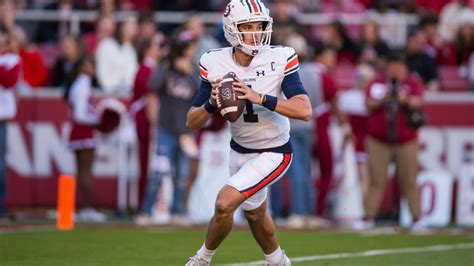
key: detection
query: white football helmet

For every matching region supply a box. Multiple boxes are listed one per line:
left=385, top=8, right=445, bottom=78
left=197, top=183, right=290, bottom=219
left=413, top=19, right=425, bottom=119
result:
left=223, top=0, right=273, bottom=56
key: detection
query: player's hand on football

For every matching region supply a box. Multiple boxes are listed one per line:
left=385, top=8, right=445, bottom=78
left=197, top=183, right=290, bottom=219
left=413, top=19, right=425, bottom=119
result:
left=232, top=76, right=260, bottom=104
left=210, top=78, right=222, bottom=107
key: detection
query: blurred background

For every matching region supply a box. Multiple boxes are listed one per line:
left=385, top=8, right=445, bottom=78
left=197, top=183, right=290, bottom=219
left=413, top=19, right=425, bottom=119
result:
left=0, top=0, right=473, bottom=231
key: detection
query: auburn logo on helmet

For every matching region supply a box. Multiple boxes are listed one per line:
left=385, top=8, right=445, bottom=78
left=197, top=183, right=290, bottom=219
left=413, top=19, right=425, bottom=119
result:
left=224, top=4, right=232, bottom=17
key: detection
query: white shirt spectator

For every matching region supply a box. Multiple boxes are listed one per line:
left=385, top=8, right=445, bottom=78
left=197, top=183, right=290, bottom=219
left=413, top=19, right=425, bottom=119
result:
left=95, top=37, right=138, bottom=95
left=68, top=74, right=99, bottom=125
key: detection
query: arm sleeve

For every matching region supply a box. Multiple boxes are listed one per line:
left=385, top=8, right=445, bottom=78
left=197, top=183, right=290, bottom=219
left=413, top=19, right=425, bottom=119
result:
left=192, top=80, right=212, bottom=107
left=281, top=71, right=307, bottom=99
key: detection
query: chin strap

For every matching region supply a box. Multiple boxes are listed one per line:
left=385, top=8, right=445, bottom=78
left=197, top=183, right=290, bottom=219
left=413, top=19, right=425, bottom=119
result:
left=237, top=45, right=259, bottom=56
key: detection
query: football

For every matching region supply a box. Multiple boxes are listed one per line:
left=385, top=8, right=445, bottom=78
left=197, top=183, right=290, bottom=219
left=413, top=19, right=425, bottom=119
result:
left=216, top=72, right=245, bottom=122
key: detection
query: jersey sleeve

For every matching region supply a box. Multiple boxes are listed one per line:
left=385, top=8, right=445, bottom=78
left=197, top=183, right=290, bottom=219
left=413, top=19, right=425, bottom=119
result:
left=191, top=80, right=212, bottom=107
left=198, top=53, right=210, bottom=82
left=281, top=71, right=307, bottom=99
left=283, top=47, right=300, bottom=76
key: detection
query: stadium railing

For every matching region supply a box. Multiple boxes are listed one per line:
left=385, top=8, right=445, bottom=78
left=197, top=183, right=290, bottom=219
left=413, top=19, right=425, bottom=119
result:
left=15, top=10, right=419, bottom=36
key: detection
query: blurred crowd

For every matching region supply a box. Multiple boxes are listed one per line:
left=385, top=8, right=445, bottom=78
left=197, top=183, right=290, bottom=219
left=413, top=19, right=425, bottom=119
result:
left=0, top=0, right=472, bottom=92
left=0, top=0, right=473, bottom=226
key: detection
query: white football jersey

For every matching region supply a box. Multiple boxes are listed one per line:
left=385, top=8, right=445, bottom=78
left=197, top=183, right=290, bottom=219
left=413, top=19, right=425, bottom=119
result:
left=199, top=46, right=300, bottom=150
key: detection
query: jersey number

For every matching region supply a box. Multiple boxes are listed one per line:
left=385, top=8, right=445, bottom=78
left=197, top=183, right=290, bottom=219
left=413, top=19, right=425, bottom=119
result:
left=243, top=85, right=259, bottom=123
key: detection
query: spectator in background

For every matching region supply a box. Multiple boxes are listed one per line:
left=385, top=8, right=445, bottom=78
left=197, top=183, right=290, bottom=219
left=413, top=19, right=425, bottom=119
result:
left=181, top=112, right=227, bottom=217
left=64, top=57, right=106, bottom=222
left=415, top=0, right=450, bottom=14
left=152, top=0, right=210, bottom=11
left=362, top=51, right=425, bottom=231
left=318, top=0, right=366, bottom=39
left=11, top=27, right=47, bottom=88
left=321, top=21, right=356, bottom=64
left=338, top=64, right=375, bottom=203
left=270, top=0, right=300, bottom=46
left=130, top=35, right=161, bottom=211
left=96, top=0, right=117, bottom=16
left=319, top=0, right=366, bottom=14
left=53, top=35, right=85, bottom=88
left=184, top=13, right=221, bottom=65
left=419, top=13, right=453, bottom=65
left=469, top=53, right=474, bottom=91
left=374, top=0, right=417, bottom=13
left=282, top=33, right=317, bottom=228
left=136, top=12, right=158, bottom=44
left=311, top=42, right=352, bottom=220
left=356, top=21, right=389, bottom=65
left=0, top=24, right=20, bottom=220
left=405, top=29, right=440, bottom=91
left=269, top=33, right=315, bottom=223
left=84, top=14, right=117, bottom=56
left=136, top=29, right=199, bottom=225
left=122, top=0, right=152, bottom=11
left=0, top=0, right=38, bottom=43
left=438, top=0, right=469, bottom=43
left=453, top=9, right=474, bottom=67
left=36, top=0, right=81, bottom=43
left=95, top=15, right=138, bottom=94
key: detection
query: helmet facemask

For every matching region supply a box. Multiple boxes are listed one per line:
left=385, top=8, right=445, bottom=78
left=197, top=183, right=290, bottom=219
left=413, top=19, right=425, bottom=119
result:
left=233, top=20, right=272, bottom=56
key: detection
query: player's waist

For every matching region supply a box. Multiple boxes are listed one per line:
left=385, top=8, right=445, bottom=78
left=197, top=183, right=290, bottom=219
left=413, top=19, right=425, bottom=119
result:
left=230, top=138, right=292, bottom=154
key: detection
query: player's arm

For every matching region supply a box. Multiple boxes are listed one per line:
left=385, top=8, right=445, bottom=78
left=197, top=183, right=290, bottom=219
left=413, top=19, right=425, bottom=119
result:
left=186, top=80, right=221, bottom=131
left=272, top=94, right=312, bottom=121
left=233, top=73, right=312, bottom=121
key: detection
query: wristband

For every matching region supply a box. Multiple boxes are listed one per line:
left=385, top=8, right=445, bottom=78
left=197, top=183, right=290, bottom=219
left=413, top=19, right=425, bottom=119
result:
left=258, top=94, right=265, bottom=105
left=204, top=99, right=217, bottom=113
left=262, top=95, right=277, bottom=111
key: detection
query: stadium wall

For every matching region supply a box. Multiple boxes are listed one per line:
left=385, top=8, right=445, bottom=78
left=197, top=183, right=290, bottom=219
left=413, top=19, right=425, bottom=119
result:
left=4, top=92, right=474, bottom=220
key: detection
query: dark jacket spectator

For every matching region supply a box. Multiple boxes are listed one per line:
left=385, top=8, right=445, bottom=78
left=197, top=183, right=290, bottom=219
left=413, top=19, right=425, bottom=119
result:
left=52, top=35, right=85, bottom=87
left=321, top=21, right=356, bottom=64
left=356, top=21, right=389, bottom=62
left=405, top=29, right=440, bottom=91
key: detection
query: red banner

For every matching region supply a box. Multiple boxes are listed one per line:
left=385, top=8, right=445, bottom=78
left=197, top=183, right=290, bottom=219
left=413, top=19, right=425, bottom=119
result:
left=5, top=93, right=474, bottom=209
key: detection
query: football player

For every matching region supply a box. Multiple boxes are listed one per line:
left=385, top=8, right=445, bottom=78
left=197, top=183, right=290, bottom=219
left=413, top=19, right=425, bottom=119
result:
left=185, top=0, right=311, bottom=265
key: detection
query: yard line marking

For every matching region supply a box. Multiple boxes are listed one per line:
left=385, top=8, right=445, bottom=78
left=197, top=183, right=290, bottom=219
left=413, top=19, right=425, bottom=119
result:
left=222, top=242, right=474, bottom=266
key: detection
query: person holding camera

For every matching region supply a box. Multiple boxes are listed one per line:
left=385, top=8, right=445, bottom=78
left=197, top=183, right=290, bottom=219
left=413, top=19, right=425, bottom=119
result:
left=361, top=51, right=426, bottom=231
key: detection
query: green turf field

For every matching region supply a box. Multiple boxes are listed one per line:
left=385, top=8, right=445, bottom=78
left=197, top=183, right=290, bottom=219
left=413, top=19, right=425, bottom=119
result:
left=0, top=226, right=473, bottom=265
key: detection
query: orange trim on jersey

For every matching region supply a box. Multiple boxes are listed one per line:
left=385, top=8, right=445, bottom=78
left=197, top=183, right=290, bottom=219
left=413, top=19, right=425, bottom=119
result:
left=241, top=153, right=292, bottom=198
left=199, top=68, right=208, bottom=78
left=284, top=56, right=299, bottom=71
left=250, top=0, right=260, bottom=13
